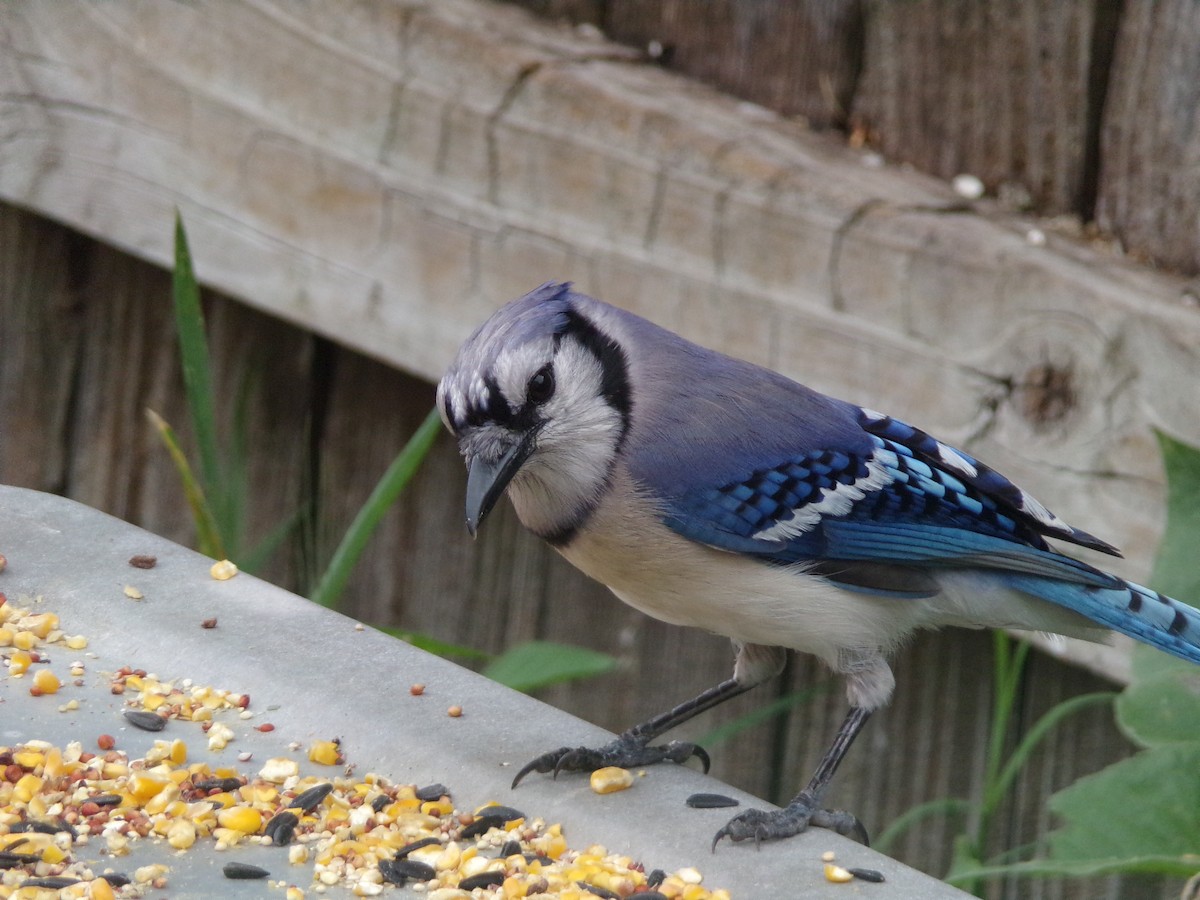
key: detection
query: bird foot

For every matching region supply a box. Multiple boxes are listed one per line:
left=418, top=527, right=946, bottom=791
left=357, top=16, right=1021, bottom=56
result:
left=712, top=794, right=868, bottom=850
left=511, top=734, right=710, bottom=788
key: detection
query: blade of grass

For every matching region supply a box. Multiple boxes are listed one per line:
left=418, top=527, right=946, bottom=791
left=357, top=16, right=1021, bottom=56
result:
left=370, top=625, right=491, bottom=661
left=172, top=213, right=223, bottom=509
left=310, top=406, right=443, bottom=609
left=874, top=797, right=972, bottom=854
left=146, top=408, right=226, bottom=560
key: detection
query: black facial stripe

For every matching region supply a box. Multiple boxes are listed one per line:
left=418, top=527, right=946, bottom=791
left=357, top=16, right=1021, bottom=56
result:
left=561, top=309, right=632, bottom=441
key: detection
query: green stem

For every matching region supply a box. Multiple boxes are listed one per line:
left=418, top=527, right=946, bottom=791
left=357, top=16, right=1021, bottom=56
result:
left=309, top=407, right=443, bottom=609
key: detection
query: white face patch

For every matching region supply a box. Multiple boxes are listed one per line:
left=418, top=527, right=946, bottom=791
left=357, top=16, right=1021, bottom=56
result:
left=752, top=449, right=897, bottom=541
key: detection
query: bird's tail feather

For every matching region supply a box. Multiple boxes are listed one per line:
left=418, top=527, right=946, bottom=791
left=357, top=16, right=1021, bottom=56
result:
left=1004, top=574, right=1200, bottom=665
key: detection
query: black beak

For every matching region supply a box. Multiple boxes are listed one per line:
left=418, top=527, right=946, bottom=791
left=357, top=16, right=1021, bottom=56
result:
left=465, top=432, right=536, bottom=536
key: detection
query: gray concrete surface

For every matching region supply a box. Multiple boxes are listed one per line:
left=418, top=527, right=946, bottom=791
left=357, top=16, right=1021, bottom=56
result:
left=0, top=486, right=970, bottom=897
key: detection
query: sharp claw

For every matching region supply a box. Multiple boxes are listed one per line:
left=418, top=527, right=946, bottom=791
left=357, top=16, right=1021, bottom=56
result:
left=710, top=827, right=729, bottom=853
left=510, top=759, right=541, bottom=790
left=690, top=743, right=711, bottom=774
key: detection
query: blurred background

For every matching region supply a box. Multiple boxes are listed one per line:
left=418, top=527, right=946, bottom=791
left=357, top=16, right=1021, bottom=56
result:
left=3, top=3, right=1199, bottom=897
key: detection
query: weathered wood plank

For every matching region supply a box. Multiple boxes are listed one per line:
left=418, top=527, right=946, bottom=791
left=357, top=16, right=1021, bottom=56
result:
left=850, top=0, right=1118, bottom=216
left=598, top=0, right=865, bottom=130
left=1096, top=0, right=1200, bottom=276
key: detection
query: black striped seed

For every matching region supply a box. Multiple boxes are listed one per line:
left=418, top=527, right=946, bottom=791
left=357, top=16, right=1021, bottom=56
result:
left=848, top=867, right=886, bottom=883
left=415, top=782, right=450, bottom=802
left=88, top=794, right=123, bottom=807
left=264, top=811, right=299, bottom=846
left=379, top=858, right=436, bottom=885
left=20, top=876, right=80, bottom=889
left=685, top=793, right=739, bottom=809
left=499, top=839, right=523, bottom=857
left=646, top=868, right=667, bottom=887
left=193, top=777, right=243, bottom=794
left=123, top=710, right=167, bottom=731
left=461, top=806, right=525, bottom=839
left=394, top=837, right=441, bottom=858
left=222, top=862, right=270, bottom=880
left=578, top=882, right=621, bottom=899
left=370, top=793, right=390, bottom=812
left=459, top=871, right=506, bottom=890
left=290, top=782, right=333, bottom=813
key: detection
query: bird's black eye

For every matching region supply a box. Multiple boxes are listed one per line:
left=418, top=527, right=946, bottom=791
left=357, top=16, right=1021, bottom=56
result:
left=526, top=364, right=555, bottom=406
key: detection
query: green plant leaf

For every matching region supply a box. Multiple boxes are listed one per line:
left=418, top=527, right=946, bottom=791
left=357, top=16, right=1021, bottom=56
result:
left=950, top=855, right=1200, bottom=884
left=371, top=626, right=491, bottom=661
left=697, top=684, right=828, bottom=749
left=171, top=213, right=222, bottom=509
left=1150, top=430, right=1200, bottom=602
left=1116, top=663, right=1200, bottom=748
left=146, top=408, right=226, bottom=560
left=310, top=407, right=443, bottom=609
left=482, top=640, right=616, bottom=692
left=874, top=797, right=971, bottom=854
left=1047, top=742, right=1200, bottom=863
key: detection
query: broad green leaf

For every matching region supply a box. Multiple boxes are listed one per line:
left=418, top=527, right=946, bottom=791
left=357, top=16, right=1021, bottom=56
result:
left=1047, top=743, right=1200, bottom=862
left=1150, top=430, right=1200, bottom=602
left=1116, top=665, right=1200, bottom=748
left=483, top=640, right=616, bottom=693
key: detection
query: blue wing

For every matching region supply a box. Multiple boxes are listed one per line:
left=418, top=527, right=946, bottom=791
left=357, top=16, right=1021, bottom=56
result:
left=660, top=408, right=1121, bottom=598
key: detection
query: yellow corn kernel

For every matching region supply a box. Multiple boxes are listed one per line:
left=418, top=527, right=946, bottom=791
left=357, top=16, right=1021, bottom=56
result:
left=24, top=613, right=59, bottom=638
left=167, top=818, right=197, bottom=850
left=90, top=876, right=117, bottom=900
left=308, top=741, right=341, bottom=766
left=589, top=766, right=634, bottom=794
left=141, top=692, right=168, bottom=711
left=42, top=747, right=65, bottom=779
left=13, top=749, right=44, bottom=769
left=129, top=773, right=170, bottom=804
left=217, top=806, right=263, bottom=834
left=286, top=887, right=306, bottom=900
left=8, top=649, right=32, bottom=673
left=41, top=841, right=68, bottom=864
left=14, top=773, right=43, bottom=803
left=32, top=668, right=61, bottom=694
left=0, top=626, right=13, bottom=646
left=65, top=634, right=89, bottom=650
left=143, top=783, right=181, bottom=816
left=824, top=863, right=853, bottom=883
left=420, top=798, right=454, bottom=817
left=210, top=559, right=238, bottom=580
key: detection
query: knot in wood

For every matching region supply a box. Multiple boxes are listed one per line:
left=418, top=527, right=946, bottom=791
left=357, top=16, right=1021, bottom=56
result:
left=1016, top=362, right=1076, bottom=428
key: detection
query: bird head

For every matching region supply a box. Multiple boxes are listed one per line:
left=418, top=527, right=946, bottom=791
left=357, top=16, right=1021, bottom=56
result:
left=437, top=283, right=631, bottom=542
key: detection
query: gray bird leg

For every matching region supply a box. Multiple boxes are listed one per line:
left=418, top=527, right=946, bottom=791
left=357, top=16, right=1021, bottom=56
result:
left=713, top=705, right=872, bottom=848
left=511, top=677, right=748, bottom=787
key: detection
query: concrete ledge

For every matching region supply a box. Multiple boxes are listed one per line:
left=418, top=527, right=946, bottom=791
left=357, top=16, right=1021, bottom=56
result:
left=0, top=485, right=968, bottom=897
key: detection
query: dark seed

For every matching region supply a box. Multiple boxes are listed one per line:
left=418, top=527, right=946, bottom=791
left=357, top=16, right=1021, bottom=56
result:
left=11, top=820, right=71, bottom=835
left=848, top=867, right=886, bottom=883
left=264, top=811, right=299, bottom=845
left=685, top=792, right=739, bottom=809
left=222, top=862, right=270, bottom=880
left=22, top=876, right=80, bottom=888
left=0, top=851, right=40, bottom=869
left=578, top=882, right=621, bottom=899
left=414, top=782, right=450, bottom=802
left=498, top=839, right=522, bottom=857
left=646, top=868, right=667, bottom=887
left=459, top=871, right=505, bottom=890
left=370, top=793, right=391, bottom=812
left=290, top=782, right=333, bottom=813
left=194, top=777, right=244, bottom=793
left=89, top=793, right=123, bottom=806
left=123, top=710, right=167, bottom=731
left=101, top=873, right=132, bottom=887
left=379, top=857, right=437, bottom=885
left=128, top=555, right=157, bottom=569
left=460, top=805, right=525, bottom=838
left=394, top=836, right=441, bottom=858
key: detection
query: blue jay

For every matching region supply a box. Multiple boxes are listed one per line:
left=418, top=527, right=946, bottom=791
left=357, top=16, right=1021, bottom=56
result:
left=437, top=281, right=1200, bottom=848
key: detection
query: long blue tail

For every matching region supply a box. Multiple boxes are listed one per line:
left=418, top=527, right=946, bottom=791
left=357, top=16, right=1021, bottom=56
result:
left=1005, top=575, right=1200, bottom=665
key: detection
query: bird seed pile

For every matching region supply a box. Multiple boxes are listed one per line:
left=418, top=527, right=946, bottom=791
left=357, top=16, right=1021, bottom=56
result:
left=1, top=588, right=732, bottom=899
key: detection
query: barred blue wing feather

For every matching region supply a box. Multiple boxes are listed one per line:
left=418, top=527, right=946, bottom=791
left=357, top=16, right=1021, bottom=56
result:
left=660, top=413, right=1123, bottom=594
